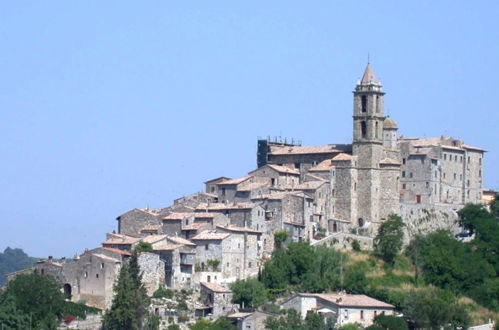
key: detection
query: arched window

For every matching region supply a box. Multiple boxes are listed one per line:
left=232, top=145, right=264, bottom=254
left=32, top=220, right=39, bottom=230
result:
left=361, top=121, right=367, bottom=138
left=375, top=121, right=379, bottom=139
left=361, top=95, right=367, bottom=112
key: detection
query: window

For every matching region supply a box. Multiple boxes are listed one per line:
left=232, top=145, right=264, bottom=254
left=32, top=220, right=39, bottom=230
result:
left=402, top=171, right=406, bottom=178
left=460, top=156, right=463, bottom=163
left=101, top=263, right=104, bottom=269
left=249, top=262, right=252, bottom=268
left=84, top=271, right=88, bottom=278
left=409, top=172, right=413, bottom=178
left=479, top=157, right=482, bottom=165
left=402, top=183, right=406, bottom=189
left=455, top=155, right=458, bottom=162
left=421, top=158, right=425, bottom=165
left=205, top=244, right=209, bottom=250
left=426, top=182, right=429, bottom=188
left=361, top=121, right=367, bottom=138
left=444, top=154, right=447, bottom=160
left=358, top=218, right=364, bottom=227
left=416, top=195, right=421, bottom=204
left=454, top=173, right=457, bottom=180
left=375, top=121, right=379, bottom=139
left=207, top=275, right=211, bottom=283
left=96, top=273, right=99, bottom=279
left=443, top=173, right=446, bottom=179
left=271, top=178, right=276, bottom=186
left=361, top=95, right=367, bottom=112
left=360, top=310, right=364, bottom=320
left=221, top=188, right=226, bottom=196
left=402, top=158, right=406, bottom=165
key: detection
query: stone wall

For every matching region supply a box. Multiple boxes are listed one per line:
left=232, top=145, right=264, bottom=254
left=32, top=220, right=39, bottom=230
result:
left=138, top=252, right=165, bottom=296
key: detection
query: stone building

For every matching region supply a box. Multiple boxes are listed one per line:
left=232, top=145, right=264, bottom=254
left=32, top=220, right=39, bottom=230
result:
left=199, top=282, right=235, bottom=318
left=281, top=292, right=395, bottom=328
left=256, top=63, right=485, bottom=237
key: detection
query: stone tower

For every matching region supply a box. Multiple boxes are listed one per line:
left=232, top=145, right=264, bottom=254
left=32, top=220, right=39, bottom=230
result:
left=352, top=63, right=386, bottom=229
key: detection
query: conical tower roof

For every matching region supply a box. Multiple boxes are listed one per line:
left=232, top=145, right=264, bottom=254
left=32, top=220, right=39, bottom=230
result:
left=360, top=63, right=380, bottom=85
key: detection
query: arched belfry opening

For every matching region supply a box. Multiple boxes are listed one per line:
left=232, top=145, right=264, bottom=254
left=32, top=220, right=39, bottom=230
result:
left=361, top=121, right=367, bottom=139
left=361, top=95, right=367, bottom=112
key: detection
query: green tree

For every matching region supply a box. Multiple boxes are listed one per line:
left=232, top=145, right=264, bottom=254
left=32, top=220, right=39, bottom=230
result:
left=134, top=241, right=153, bottom=254
left=102, top=262, right=138, bottom=330
left=337, top=324, right=363, bottom=330
left=129, top=250, right=151, bottom=329
left=274, top=230, right=288, bottom=249
left=366, top=314, right=408, bottom=330
left=304, top=311, right=325, bottom=329
left=3, top=272, right=65, bottom=329
left=167, top=325, right=181, bottom=330
left=265, top=309, right=304, bottom=330
left=230, top=278, right=266, bottom=308
left=403, top=288, right=469, bottom=329
left=374, top=214, right=405, bottom=265
left=0, top=294, right=30, bottom=329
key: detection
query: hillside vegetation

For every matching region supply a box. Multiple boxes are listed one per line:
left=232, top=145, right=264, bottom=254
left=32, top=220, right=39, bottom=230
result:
left=231, top=198, right=499, bottom=329
left=0, top=247, right=37, bottom=286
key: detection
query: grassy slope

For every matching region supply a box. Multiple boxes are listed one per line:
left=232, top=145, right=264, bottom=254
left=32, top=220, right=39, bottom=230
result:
left=345, top=250, right=498, bottom=326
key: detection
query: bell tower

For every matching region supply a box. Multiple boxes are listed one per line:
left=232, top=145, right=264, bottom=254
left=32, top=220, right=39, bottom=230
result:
left=352, top=63, right=386, bottom=230
left=353, top=62, right=385, bottom=146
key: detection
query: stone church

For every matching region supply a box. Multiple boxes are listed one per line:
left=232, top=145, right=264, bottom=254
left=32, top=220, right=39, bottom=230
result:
left=258, top=63, right=485, bottom=237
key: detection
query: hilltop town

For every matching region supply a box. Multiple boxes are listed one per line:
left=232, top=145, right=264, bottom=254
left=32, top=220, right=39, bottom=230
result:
left=4, top=64, right=495, bottom=329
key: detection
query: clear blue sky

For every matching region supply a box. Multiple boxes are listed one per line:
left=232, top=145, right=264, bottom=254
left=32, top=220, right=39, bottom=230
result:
left=1, top=1, right=498, bottom=257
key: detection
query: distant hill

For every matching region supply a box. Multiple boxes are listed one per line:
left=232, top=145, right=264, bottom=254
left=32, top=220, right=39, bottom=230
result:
left=0, top=247, right=38, bottom=286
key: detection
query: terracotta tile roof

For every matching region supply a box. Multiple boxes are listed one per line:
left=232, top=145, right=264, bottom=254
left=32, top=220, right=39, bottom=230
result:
left=379, top=158, right=401, bottom=165
left=162, top=212, right=195, bottom=221
left=217, top=176, right=252, bottom=185
left=269, top=145, right=340, bottom=155
left=266, top=164, right=300, bottom=175
left=192, top=231, right=230, bottom=241
left=332, top=153, right=353, bottom=161
left=252, top=191, right=305, bottom=200
left=237, top=181, right=270, bottom=192
left=293, top=181, right=327, bottom=190
left=102, top=234, right=140, bottom=245
left=462, top=144, right=486, bottom=152
left=194, top=212, right=223, bottom=218
left=201, top=282, right=231, bottom=293
left=92, top=253, right=121, bottom=263
left=37, top=260, right=63, bottom=267
left=166, top=236, right=196, bottom=246
left=309, top=159, right=334, bottom=172
left=305, top=173, right=328, bottom=182
left=216, top=225, right=262, bottom=234
left=153, top=244, right=182, bottom=251
left=195, top=202, right=258, bottom=211
left=204, top=176, right=230, bottom=184
left=182, top=223, right=207, bottom=231
left=141, top=235, right=167, bottom=244
left=101, top=247, right=132, bottom=256
left=140, top=225, right=161, bottom=231
left=312, top=293, right=394, bottom=308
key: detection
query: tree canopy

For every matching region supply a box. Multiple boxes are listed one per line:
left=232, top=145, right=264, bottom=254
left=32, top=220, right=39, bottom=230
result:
left=374, top=214, right=404, bottom=265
